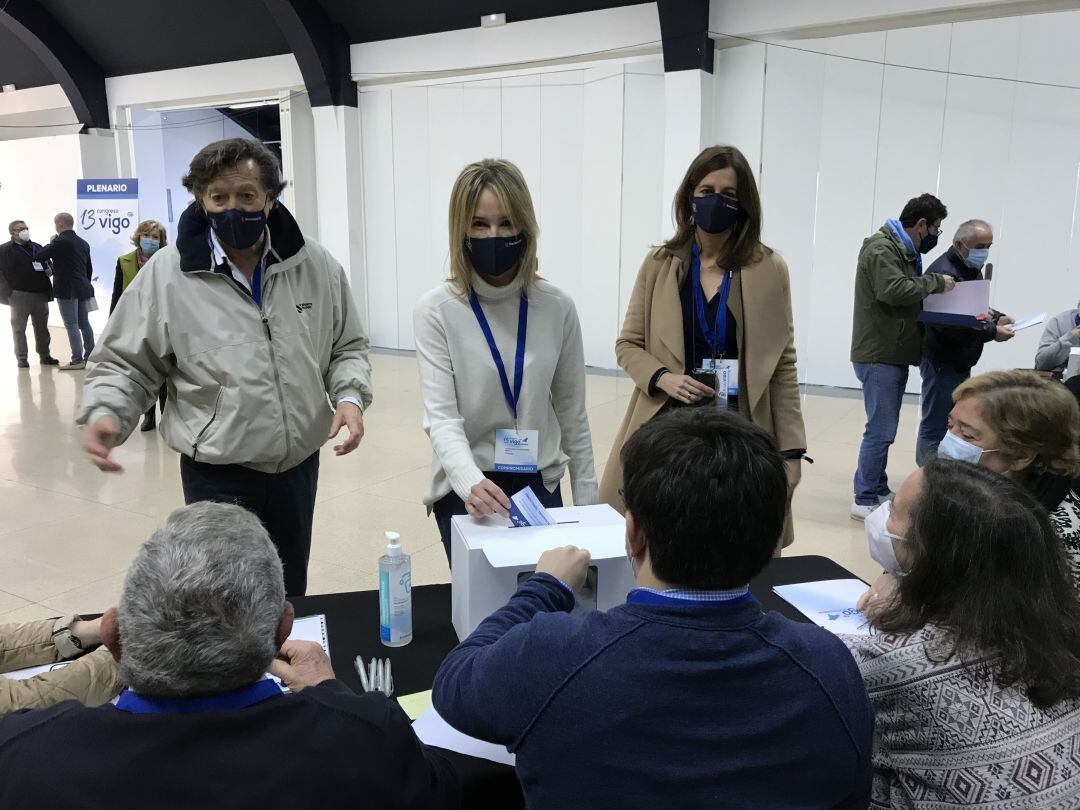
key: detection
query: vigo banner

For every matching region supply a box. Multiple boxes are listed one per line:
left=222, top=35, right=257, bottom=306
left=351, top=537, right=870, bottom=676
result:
left=76, top=178, right=139, bottom=319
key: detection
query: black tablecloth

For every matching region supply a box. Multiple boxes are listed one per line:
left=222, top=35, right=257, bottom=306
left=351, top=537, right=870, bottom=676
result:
left=290, top=554, right=862, bottom=808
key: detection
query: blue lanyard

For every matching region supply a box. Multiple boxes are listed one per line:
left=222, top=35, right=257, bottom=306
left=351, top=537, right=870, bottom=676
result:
left=116, top=678, right=283, bottom=714
left=18, top=243, right=36, bottom=259
left=470, top=291, right=528, bottom=422
left=691, top=243, right=733, bottom=360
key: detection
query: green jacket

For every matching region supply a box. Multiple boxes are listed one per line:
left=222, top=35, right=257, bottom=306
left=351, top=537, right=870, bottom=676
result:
left=850, top=227, right=947, bottom=366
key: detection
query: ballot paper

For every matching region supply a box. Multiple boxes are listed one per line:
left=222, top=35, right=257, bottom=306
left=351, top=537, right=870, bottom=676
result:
left=1010, top=312, right=1048, bottom=331
left=922, top=279, right=990, bottom=317
left=773, top=579, right=871, bottom=636
left=268, top=614, right=330, bottom=689
left=412, top=705, right=516, bottom=766
left=398, top=689, right=433, bottom=721
left=508, top=487, right=555, bottom=527
left=3, top=661, right=69, bottom=681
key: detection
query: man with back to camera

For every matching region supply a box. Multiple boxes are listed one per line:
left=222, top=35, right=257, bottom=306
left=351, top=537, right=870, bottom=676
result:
left=1036, top=299, right=1080, bottom=374
left=0, top=219, right=59, bottom=369
left=433, top=408, right=874, bottom=809
left=850, top=193, right=956, bottom=521
left=76, top=138, right=372, bottom=596
left=916, top=219, right=1015, bottom=464
left=34, top=212, right=96, bottom=371
left=0, top=501, right=459, bottom=809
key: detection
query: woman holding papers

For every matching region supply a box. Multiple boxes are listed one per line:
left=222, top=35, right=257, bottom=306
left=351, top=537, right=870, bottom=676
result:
left=600, top=145, right=806, bottom=550
left=414, top=159, right=597, bottom=558
left=842, top=459, right=1080, bottom=808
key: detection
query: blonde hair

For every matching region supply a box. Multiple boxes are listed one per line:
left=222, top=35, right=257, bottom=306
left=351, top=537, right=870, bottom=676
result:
left=131, top=219, right=167, bottom=248
left=953, top=370, right=1080, bottom=478
left=447, top=159, right=539, bottom=295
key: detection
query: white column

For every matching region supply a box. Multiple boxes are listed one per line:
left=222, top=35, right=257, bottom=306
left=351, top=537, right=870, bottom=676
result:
left=279, top=89, right=319, bottom=237
left=311, top=104, right=366, bottom=320
left=660, top=69, right=714, bottom=236
left=111, top=106, right=136, bottom=178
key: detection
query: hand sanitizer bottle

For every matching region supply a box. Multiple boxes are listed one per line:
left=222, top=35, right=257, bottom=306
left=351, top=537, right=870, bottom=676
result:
left=379, top=531, right=412, bottom=647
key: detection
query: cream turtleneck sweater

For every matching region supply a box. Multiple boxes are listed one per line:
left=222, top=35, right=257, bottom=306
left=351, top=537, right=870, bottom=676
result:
left=413, top=272, right=598, bottom=509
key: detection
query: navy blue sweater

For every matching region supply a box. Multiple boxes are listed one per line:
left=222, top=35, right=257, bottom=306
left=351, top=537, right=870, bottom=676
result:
left=434, top=575, right=873, bottom=809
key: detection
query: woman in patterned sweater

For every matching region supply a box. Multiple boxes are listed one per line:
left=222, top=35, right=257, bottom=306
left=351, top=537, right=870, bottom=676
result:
left=843, top=460, right=1080, bottom=808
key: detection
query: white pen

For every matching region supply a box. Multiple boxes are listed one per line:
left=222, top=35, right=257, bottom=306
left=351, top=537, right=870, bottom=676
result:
left=386, top=659, right=393, bottom=696
left=356, top=656, right=370, bottom=692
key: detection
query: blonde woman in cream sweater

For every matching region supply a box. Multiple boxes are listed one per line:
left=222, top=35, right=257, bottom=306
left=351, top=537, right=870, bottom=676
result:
left=414, top=159, right=597, bottom=558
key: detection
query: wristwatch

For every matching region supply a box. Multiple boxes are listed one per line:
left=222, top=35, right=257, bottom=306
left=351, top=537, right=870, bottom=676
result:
left=51, top=614, right=89, bottom=660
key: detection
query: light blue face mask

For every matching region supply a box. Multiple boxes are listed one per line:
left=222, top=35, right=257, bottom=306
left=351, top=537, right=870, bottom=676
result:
left=139, top=236, right=160, bottom=256
left=963, top=246, right=989, bottom=269
left=937, top=430, right=999, bottom=465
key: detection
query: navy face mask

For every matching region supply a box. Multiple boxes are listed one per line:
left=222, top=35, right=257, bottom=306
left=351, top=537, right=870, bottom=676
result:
left=691, top=194, right=741, bottom=234
left=207, top=206, right=267, bottom=250
left=918, top=227, right=939, bottom=255
left=465, top=234, right=525, bottom=277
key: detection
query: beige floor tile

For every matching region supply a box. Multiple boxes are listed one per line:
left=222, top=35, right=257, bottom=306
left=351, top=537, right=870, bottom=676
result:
left=0, top=589, right=31, bottom=615
left=0, top=602, right=62, bottom=624
left=40, top=571, right=128, bottom=615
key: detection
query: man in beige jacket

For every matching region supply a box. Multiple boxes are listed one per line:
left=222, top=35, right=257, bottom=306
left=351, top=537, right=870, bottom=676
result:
left=77, top=139, right=373, bottom=596
left=1, top=615, right=120, bottom=714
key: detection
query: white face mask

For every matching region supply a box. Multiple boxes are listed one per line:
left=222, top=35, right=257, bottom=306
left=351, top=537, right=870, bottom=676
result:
left=937, top=430, right=999, bottom=465
left=865, top=501, right=908, bottom=577
left=16, top=229, right=29, bottom=243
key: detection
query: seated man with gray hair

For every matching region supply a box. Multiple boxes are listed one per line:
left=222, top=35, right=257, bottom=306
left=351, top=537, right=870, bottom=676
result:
left=0, top=502, right=458, bottom=809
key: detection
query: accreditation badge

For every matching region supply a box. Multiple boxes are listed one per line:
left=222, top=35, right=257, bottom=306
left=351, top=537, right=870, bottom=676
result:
left=493, top=428, right=540, bottom=473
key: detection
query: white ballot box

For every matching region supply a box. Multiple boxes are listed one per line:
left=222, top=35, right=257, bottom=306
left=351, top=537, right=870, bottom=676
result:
left=451, top=504, right=634, bottom=640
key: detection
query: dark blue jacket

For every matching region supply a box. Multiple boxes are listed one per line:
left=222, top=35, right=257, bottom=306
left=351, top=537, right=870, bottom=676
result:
left=922, top=247, right=1002, bottom=372
left=434, top=575, right=874, bottom=810
left=0, top=679, right=457, bottom=809
left=35, top=229, right=94, bottom=300
left=0, top=239, right=51, bottom=297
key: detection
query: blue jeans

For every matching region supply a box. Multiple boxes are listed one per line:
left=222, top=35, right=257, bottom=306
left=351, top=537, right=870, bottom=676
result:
left=56, top=298, right=94, bottom=363
left=853, top=362, right=909, bottom=505
left=916, top=357, right=968, bottom=466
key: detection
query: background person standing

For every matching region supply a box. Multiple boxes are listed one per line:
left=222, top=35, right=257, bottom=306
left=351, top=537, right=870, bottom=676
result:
left=0, top=219, right=58, bottom=369
left=916, top=219, right=1014, bottom=464
left=110, top=220, right=169, bottom=431
left=35, top=212, right=96, bottom=371
left=849, top=193, right=955, bottom=521
left=77, top=138, right=372, bottom=596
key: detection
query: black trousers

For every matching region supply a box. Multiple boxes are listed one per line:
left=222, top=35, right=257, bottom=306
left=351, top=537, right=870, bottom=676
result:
left=433, top=471, right=563, bottom=560
left=179, top=451, right=319, bottom=596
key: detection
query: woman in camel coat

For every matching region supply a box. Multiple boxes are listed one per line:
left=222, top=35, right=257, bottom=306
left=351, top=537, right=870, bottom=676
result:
left=600, top=145, right=807, bottom=548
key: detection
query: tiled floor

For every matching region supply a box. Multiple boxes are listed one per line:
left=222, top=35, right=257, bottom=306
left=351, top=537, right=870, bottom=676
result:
left=0, top=322, right=923, bottom=623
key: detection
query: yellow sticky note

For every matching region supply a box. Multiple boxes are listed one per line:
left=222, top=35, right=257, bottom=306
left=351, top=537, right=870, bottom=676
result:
left=398, top=689, right=433, bottom=721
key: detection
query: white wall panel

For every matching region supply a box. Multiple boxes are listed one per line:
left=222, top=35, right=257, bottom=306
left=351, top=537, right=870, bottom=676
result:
left=947, top=16, right=1020, bottom=79
left=460, top=79, right=502, bottom=162
left=872, top=65, right=948, bottom=230
left=427, top=85, right=466, bottom=283
left=390, top=86, right=431, bottom=351
left=360, top=90, right=399, bottom=349
left=538, top=72, right=585, bottom=304
left=804, top=55, right=885, bottom=389
left=989, top=82, right=1080, bottom=373
left=619, top=71, right=665, bottom=324
left=500, top=76, right=542, bottom=208
left=580, top=68, right=625, bottom=368
left=1016, top=11, right=1080, bottom=87
left=712, top=43, right=766, bottom=175
left=758, top=45, right=825, bottom=384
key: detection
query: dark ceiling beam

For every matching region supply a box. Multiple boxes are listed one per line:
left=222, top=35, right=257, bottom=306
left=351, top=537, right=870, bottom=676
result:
left=657, top=0, right=714, bottom=73
left=0, top=0, right=109, bottom=129
left=263, top=0, right=356, bottom=108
